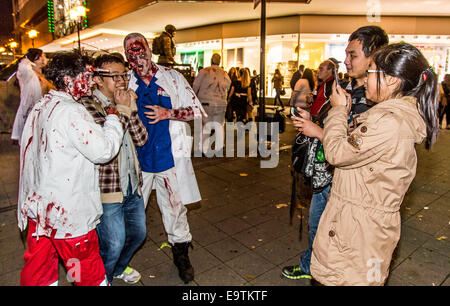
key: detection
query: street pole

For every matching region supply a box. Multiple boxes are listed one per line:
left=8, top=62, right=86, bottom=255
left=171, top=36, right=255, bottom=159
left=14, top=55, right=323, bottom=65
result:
left=258, top=0, right=266, bottom=122
left=77, top=19, right=81, bottom=53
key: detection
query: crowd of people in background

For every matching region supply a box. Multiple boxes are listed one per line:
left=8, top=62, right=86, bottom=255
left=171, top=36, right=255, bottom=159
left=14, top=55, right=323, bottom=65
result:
left=10, top=22, right=444, bottom=286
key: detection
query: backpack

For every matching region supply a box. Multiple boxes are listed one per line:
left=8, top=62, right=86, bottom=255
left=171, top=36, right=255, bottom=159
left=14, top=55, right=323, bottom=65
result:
left=152, top=35, right=164, bottom=55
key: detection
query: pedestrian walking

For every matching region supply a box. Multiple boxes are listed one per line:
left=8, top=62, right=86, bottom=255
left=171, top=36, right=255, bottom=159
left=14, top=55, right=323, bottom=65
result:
left=272, top=69, right=285, bottom=110
left=193, top=53, right=231, bottom=154
left=228, top=68, right=253, bottom=123
left=11, top=48, right=54, bottom=144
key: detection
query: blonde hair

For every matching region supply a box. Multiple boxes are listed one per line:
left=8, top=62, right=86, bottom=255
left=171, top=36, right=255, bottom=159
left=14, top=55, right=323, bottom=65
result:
left=239, top=68, right=250, bottom=88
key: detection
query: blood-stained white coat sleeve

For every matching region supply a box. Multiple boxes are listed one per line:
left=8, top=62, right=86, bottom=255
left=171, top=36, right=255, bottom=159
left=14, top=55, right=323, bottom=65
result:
left=192, top=69, right=204, bottom=96
left=179, top=72, right=207, bottom=119
left=65, top=104, right=124, bottom=164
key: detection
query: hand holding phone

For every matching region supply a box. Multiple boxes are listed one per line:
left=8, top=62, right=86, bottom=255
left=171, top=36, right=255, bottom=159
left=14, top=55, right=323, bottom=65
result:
left=291, top=106, right=301, bottom=117
left=333, top=69, right=340, bottom=87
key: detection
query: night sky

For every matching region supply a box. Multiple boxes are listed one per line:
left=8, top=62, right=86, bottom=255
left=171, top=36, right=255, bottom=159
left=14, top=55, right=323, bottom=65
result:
left=0, top=1, right=13, bottom=37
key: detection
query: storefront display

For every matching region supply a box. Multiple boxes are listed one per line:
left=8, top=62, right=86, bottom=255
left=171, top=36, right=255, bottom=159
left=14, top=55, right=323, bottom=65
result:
left=176, top=33, right=450, bottom=96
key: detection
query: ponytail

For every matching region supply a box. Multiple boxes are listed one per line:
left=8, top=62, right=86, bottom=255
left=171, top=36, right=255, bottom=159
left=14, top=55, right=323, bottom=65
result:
left=373, top=43, right=439, bottom=150
left=409, top=67, right=439, bottom=150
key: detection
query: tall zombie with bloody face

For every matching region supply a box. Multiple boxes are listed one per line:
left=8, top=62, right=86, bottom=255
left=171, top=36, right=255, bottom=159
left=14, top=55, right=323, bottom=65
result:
left=123, top=33, right=205, bottom=285
left=124, top=34, right=154, bottom=85
left=123, top=33, right=194, bottom=124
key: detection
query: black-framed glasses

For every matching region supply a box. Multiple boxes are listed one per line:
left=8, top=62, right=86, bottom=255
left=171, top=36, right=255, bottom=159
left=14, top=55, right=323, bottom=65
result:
left=365, top=69, right=384, bottom=77
left=98, top=73, right=131, bottom=82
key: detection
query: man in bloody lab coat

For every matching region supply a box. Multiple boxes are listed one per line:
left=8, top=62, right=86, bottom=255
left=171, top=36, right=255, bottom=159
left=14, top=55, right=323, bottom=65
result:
left=123, top=33, right=206, bottom=284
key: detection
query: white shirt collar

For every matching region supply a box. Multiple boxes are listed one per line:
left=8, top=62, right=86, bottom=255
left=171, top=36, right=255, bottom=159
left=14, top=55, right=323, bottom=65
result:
left=93, top=89, right=112, bottom=107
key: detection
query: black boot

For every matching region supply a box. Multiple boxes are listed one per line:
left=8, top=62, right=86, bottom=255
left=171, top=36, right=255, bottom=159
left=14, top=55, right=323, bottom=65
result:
left=171, top=242, right=194, bottom=283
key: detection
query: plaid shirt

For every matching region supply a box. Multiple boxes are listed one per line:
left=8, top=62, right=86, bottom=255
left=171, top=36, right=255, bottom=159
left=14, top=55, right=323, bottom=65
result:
left=81, top=94, right=148, bottom=200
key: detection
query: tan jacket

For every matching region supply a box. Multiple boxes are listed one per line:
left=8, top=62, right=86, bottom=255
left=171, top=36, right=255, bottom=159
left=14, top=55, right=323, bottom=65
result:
left=310, top=96, right=426, bottom=286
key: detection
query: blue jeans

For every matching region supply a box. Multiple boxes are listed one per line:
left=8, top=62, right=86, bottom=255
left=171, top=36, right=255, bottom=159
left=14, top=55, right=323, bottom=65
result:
left=96, top=186, right=147, bottom=283
left=299, top=184, right=331, bottom=274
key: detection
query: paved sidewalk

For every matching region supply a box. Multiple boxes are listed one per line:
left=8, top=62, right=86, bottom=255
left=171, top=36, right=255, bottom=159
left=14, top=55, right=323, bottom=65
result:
left=0, top=118, right=449, bottom=286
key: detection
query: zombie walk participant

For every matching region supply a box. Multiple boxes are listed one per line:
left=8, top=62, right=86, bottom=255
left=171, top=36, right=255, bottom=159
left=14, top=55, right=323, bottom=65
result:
left=123, top=33, right=206, bottom=284
left=81, top=54, right=149, bottom=285
left=193, top=53, right=231, bottom=154
left=17, top=52, right=124, bottom=286
left=11, top=48, right=54, bottom=144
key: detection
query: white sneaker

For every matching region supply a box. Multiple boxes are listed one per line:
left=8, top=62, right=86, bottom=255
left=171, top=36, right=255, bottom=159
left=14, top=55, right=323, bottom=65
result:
left=114, top=266, right=141, bottom=284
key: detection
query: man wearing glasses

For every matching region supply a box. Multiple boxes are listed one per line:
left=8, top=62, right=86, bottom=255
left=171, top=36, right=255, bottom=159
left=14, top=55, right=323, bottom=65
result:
left=81, top=54, right=149, bottom=285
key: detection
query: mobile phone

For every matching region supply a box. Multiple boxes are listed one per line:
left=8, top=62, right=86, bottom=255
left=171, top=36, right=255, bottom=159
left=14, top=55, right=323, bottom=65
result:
left=291, top=106, right=301, bottom=117
left=333, top=69, right=340, bottom=87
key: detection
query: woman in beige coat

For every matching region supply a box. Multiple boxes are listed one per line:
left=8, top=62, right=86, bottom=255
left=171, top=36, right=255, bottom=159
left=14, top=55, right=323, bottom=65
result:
left=309, top=43, right=440, bottom=285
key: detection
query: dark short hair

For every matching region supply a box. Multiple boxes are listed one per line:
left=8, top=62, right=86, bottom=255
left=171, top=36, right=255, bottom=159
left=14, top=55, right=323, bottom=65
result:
left=93, top=54, right=125, bottom=69
left=349, top=26, right=389, bottom=57
left=24, top=48, right=43, bottom=62
left=44, top=52, right=91, bottom=90
left=165, top=24, right=176, bottom=34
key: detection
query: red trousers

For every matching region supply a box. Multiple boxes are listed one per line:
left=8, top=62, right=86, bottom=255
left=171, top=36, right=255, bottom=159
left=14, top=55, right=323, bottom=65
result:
left=20, top=219, right=107, bottom=286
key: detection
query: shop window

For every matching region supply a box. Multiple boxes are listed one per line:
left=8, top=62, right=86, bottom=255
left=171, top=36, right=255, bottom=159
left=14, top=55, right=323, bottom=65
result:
left=227, top=48, right=244, bottom=68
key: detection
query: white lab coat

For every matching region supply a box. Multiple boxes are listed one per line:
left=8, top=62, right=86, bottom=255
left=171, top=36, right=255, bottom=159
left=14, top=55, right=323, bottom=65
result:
left=128, top=65, right=206, bottom=205
left=11, top=58, right=43, bottom=142
left=17, top=90, right=124, bottom=239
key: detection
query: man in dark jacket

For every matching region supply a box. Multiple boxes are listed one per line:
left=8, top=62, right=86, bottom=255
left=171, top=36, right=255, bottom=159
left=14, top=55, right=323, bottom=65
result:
left=290, top=64, right=305, bottom=90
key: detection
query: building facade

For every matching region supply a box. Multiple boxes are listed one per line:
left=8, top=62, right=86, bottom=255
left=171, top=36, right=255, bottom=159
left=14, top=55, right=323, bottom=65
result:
left=8, top=0, right=450, bottom=96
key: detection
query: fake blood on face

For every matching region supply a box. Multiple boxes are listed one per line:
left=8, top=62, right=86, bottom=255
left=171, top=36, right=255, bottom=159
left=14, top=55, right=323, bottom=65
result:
left=68, top=71, right=93, bottom=100
left=125, top=39, right=153, bottom=82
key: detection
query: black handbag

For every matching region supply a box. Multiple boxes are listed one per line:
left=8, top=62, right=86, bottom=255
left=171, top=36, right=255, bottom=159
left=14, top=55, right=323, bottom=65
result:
left=291, top=133, right=310, bottom=174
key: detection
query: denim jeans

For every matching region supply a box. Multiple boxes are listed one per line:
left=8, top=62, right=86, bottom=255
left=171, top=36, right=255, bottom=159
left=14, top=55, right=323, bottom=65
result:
left=274, top=89, right=284, bottom=108
left=96, top=185, right=146, bottom=283
left=299, top=184, right=331, bottom=274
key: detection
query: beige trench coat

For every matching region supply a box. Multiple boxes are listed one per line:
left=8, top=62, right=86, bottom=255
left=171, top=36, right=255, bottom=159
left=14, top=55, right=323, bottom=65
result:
left=310, top=96, right=426, bottom=286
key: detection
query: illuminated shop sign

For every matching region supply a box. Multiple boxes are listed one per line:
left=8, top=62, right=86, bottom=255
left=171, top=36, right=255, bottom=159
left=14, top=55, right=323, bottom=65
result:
left=47, top=0, right=88, bottom=38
